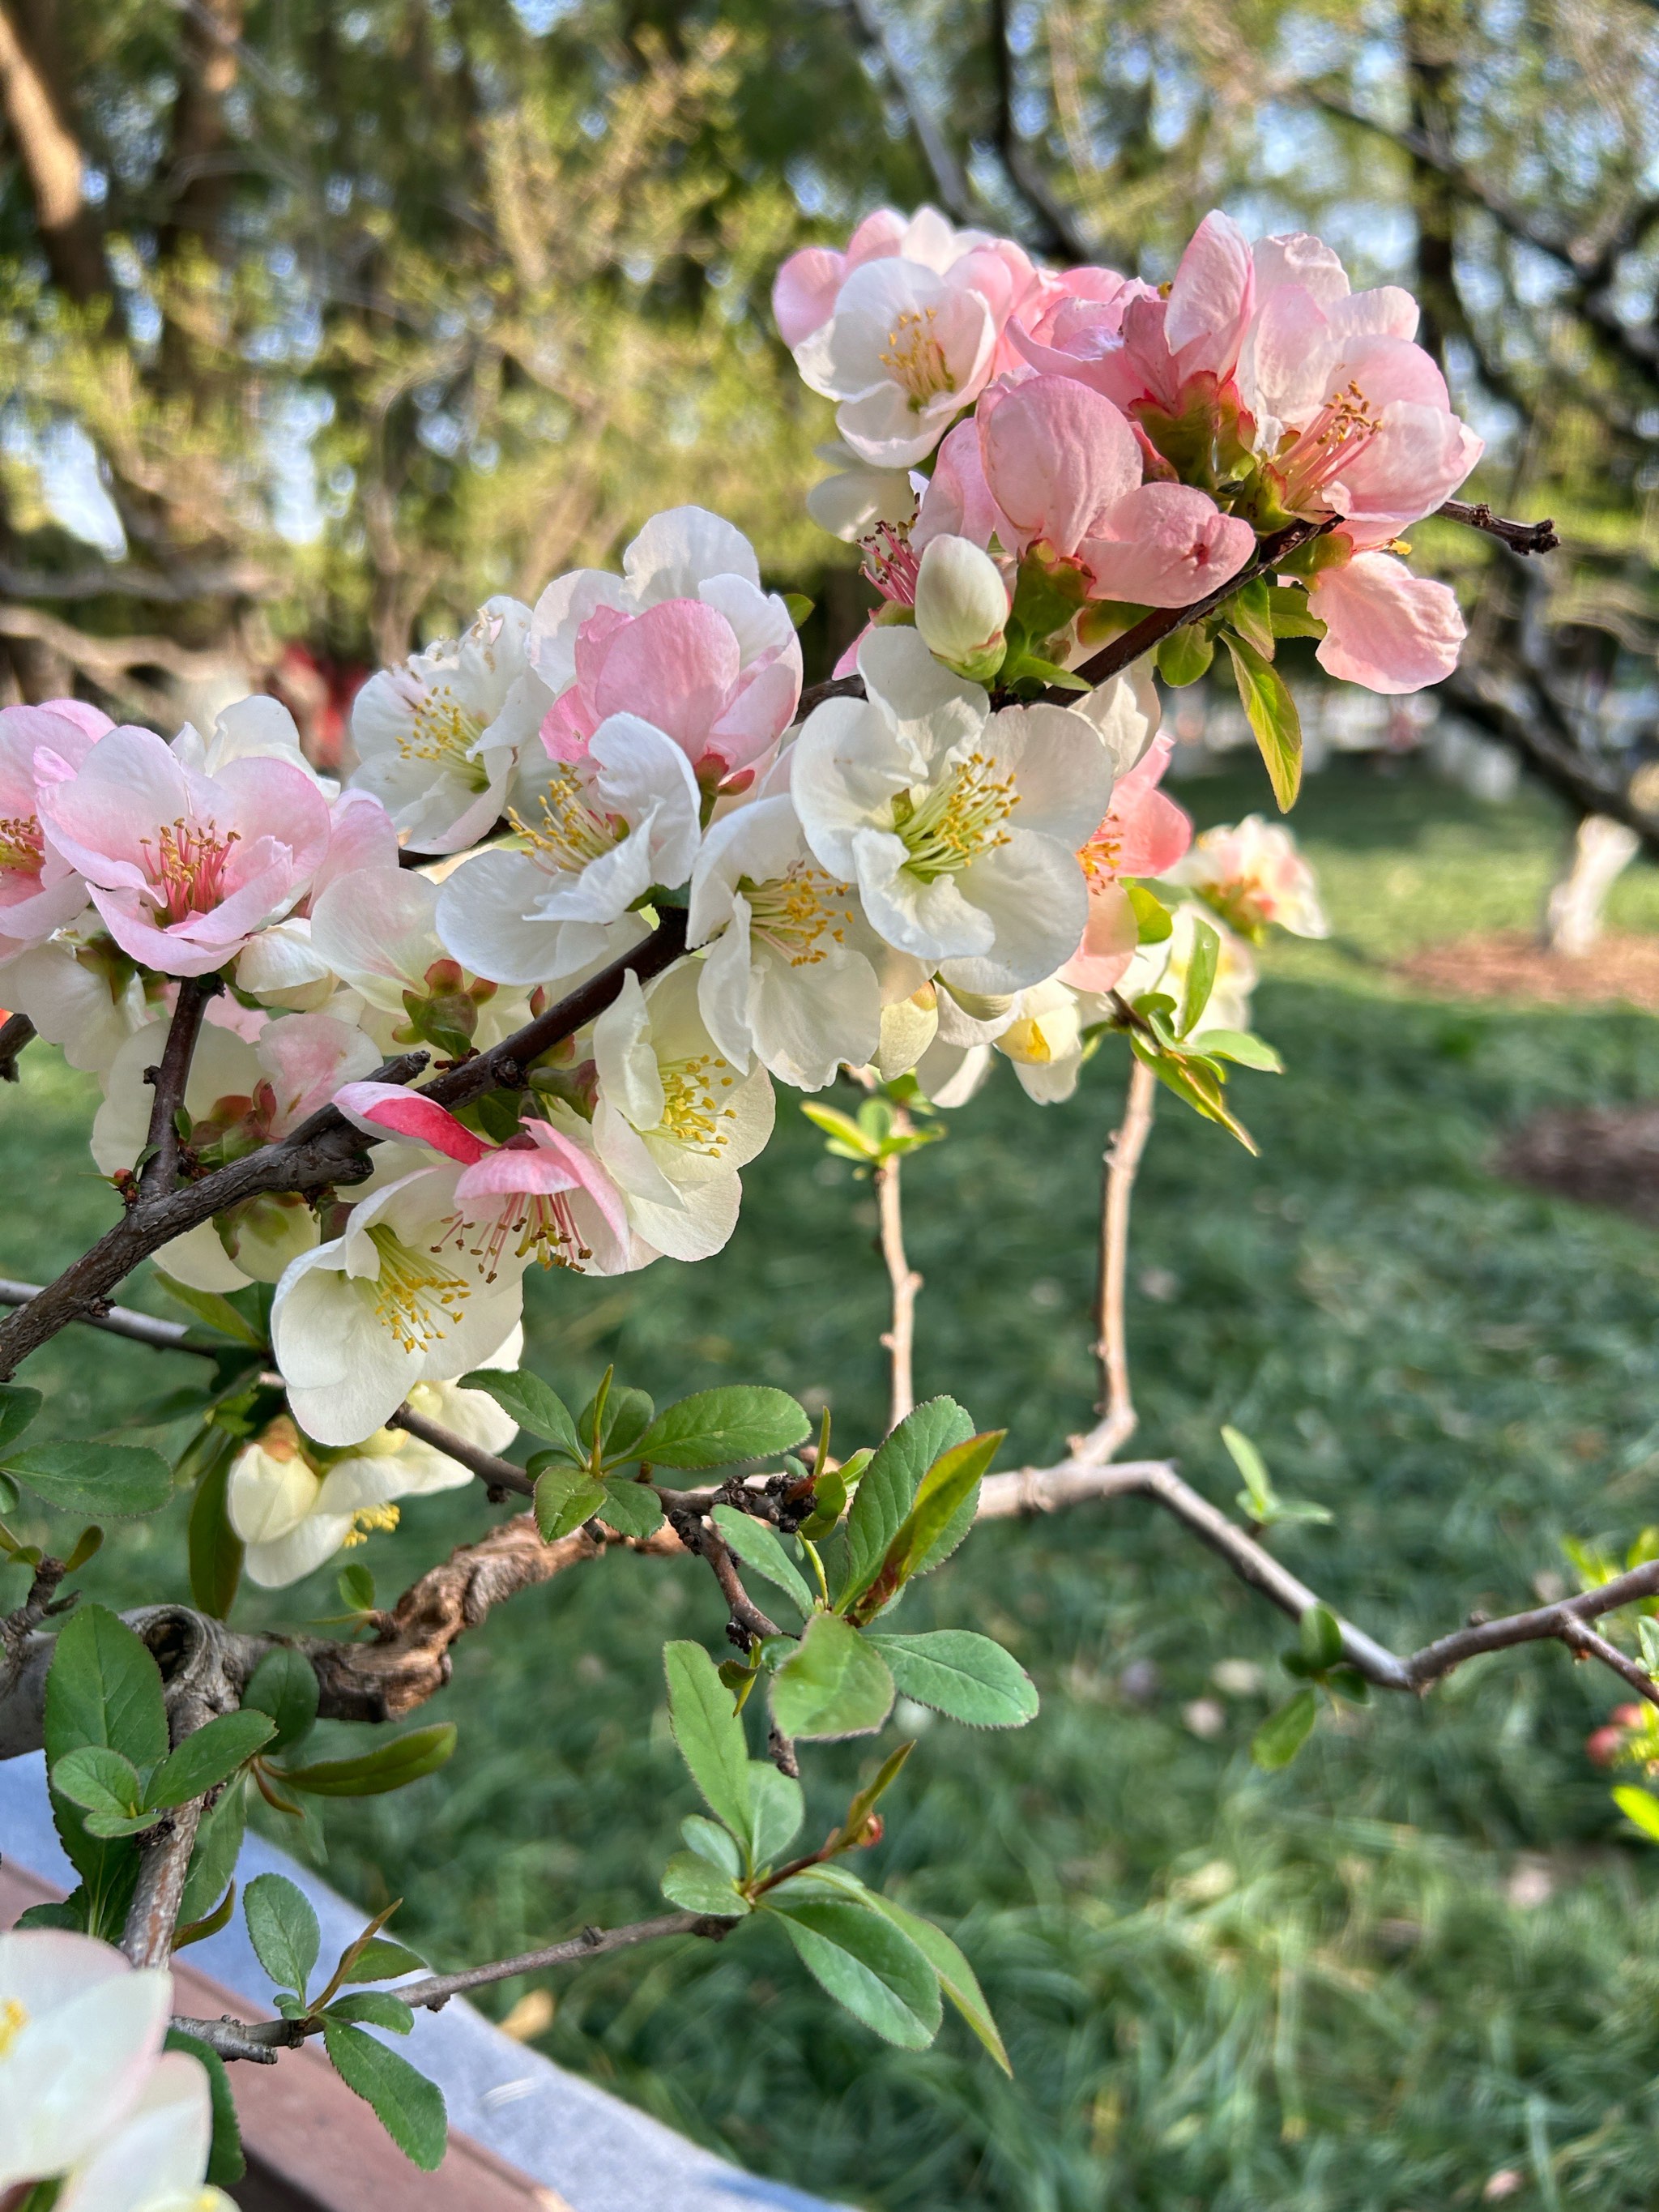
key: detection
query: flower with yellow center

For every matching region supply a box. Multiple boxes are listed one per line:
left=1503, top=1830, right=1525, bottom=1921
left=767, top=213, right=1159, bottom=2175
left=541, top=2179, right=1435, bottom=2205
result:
left=0, top=1930, right=173, bottom=2190
left=791, top=627, right=1115, bottom=996
left=793, top=254, right=999, bottom=468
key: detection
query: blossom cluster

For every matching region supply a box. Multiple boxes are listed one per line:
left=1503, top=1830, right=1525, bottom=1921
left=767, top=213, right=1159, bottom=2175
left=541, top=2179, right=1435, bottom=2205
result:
left=0, top=1928, right=233, bottom=2210
left=0, top=204, right=1447, bottom=1586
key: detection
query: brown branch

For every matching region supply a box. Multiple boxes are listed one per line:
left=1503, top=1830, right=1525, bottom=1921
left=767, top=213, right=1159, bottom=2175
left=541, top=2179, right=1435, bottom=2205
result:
left=386, top=1403, right=534, bottom=1499
left=1090, top=1057, right=1155, bottom=1457
left=0, top=1278, right=202, bottom=1352
left=1436, top=498, right=1559, bottom=556
left=838, top=0, right=976, bottom=225
left=0, top=0, right=109, bottom=304
left=0, top=1013, right=34, bottom=1082
left=139, top=975, right=220, bottom=1201
left=673, top=1514, right=780, bottom=1646
left=0, top=907, right=689, bottom=1381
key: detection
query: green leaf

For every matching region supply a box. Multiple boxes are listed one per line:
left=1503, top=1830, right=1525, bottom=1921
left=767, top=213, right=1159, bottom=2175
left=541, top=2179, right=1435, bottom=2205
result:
left=154, top=1273, right=267, bottom=1349
left=1196, top=1027, right=1283, bottom=1073
left=748, top=1760, right=804, bottom=1865
left=52, top=1745, right=147, bottom=1834
left=1299, top=1603, right=1345, bottom=1674
left=770, top=1612, right=895, bottom=1741
left=1252, top=1689, right=1319, bottom=1770
left=322, top=2018, right=447, bottom=2171
left=807, top=1868, right=1009, bottom=2075
left=839, top=1398, right=974, bottom=1609
left=166, top=2029, right=246, bottom=2186
left=1125, top=882, right=1174, bottom=943
left=1614, top=1784, right=1659, bottom=1842
left=177, top=1785, right=247, bottom=1931
left=1223, top=632, right=1302, bottom=811
left=173, top=1881, right=239, bottom=1950
left=341, top=1937, right=429, bottom=1984
left=145, top=1710, right=275, bottom=1810
left=712, top=1505, right=812, bottom=1614
left=532, top=1465, right=605, bottom=1540
left=326, top=1991, right=416, bottom=2033
left=245, top=1872, right=320, bottom=2001
left=801, top=1100, right=881, bottom=1160
left=0, top=1384, right=42, bottom=1455
left=7, top=1442, right=173, bottom=1518
left=1221, top=1424, right=1272, bottom=1514
left=635, top=1386, right=810, bottom=1472
left=187, top=1448, right=242, bottom=1621
left=867, top=1631, right=1038, bottom=1728
left=459, top=1369, right=583, bottom=1464
left=1178, top=919, right=1221, bottom=1039
left=337, top=1563, right=376, bottom=1614
left=1154, top=624, right=1215, bottom=686
left=597, top=1477, right=664, bottom=1539
left=1268, top=583, right=1326, bottom=639
left=279, top=1724, right=456, bottom=1797
left=583, top=1382, right=654, bottom=1463
left=659, top=1851, right=750, bottom=1915
left=46, top=1603, right=168, bottom=1766
left=244, top=1646, right=320, bottom=1757
left=663, top=1640, right=753, bottom=1845
left=857, top=1431, right=1004, bottom=1614
left=765, top=1885, right=942, bottom=2048
left=1222, top=573, right=1275, bottom=658
left=681, top=1814, right=744, bottom=1875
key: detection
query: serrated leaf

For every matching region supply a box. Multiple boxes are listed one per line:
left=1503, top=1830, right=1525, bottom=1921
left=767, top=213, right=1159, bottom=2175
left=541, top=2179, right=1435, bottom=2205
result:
left=663, top=1640, right=752, bottom=1847
left=279, top=1724, right=455, bottom=1797
left=855, top=1431, right=1004, bottom=1616
left=1252, top=1689, right=1319, bottom=1770
left=245, top=1872, right=320, bottom=2001
left=748, top=1760, right=804, bottom=1865
left=244, top=1646, right=320, bottom=1756
left=659, top=1851, right=750, bottom=1915
left=45, top=1603, right=168, bottom=1767
left=597, top=1477, right=664, bottom=1539
left=839, top=1398, right=973, bottom=1610
left=51, top=1745, right=145, bottom=1832
left=532, top=1465, right=605, bottom=1540
left=145, top=1710, right=275, bottom=1811
left=177, top=1785, right=247, bottom=1932
left=8, top=1442, right=173, bottom=1518
left=322, top=2018, right=447, bottom=2170
left=1614, top=1784, right=1659, bottom=1842
left=341, top=1937, right=429, bottom=1984
left=0, top=1384, right=41, bottom=1455
left=155, top=1274, right=267, bottom=1349
left=770, top=1612, right=894, bottom=1741
left=804, top=1867, right=1009, bottom=2075
left=1224, top=632, right=1302, bottom=810
left=866, top=1632, right=1038, bottom=1727
left=459, top=1369, right=582, bottom=1463
left=326, top=1991, right=416, bottom=2033
left=635, top=1386, right=810, bottom=1473
left=1223, top=573, right=1276, bottom=658
left=712, top=1505, right=812, bottom=1614
left=680, top=1814, right=744, bottom=1876
left=765, top=1885, right=941, bottom=2048
left=583, top=1382, right=654, bottom=1462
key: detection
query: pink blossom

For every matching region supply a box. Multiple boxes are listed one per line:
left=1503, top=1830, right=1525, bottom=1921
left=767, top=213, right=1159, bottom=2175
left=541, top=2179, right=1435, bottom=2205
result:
left=1307, top=540, right=1466, bottom=694
left=772, top=206, right=1011, bottom=349
left=0, top=700, right=112, bottom=959
left=335, top=1082, right=632, bottom=1276
left=1062, top=734, right=1193, bottom=991
left=36, top=725, right=331, bottom=978
left=540, top=594, right=800, bottom=783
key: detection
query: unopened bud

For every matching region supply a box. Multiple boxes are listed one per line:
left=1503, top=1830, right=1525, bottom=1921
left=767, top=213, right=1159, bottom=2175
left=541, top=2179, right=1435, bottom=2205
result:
left=913, top=536, right=1009, bottom=681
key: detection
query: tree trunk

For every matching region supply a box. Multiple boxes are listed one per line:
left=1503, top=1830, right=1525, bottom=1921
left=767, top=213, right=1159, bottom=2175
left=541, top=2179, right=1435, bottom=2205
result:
left=1542, top=813, right=1640, bottom=957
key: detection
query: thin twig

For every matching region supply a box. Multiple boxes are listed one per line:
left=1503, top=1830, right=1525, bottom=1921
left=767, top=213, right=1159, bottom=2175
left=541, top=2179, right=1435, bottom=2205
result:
left=1090, top=1058, right=1156, bottom=1457
left=122, top=1686, right=217, bottom=1968
left=0, top=1012, right=35, bottom=1082
left=0, top=1279, right=201, bottom=1353
left=874, top=1138, right=921, bottom=1433
left=139, top=976, right=221, bottom=1201
left=680, top=1515, right=780, bottom=1645
left=387, top=1402, right=534, bottom=1498
left=1559, top=1618, right=1659, bottom=1710
left=1436, top=497, right=1559, bottom=555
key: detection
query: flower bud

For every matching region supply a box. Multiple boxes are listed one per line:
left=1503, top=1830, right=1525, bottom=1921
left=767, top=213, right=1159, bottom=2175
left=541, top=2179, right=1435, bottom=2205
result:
left=913, top=536, right=1009, bottom=681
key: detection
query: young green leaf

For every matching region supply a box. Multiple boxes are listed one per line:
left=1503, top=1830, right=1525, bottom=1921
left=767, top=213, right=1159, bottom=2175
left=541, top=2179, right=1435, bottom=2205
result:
left=680, top=1815, right=744, bottom=1876
left=154, top=1274, right=268, bottom=1349
left=711, top=1505, right=812, bottom=1614
left=145, top=1710, right=275, bottom=1811
left=866, top=1631, right=1038, bottom=1727
left=340, top=1937, right=429, bottom=1985
left=52, top=1745, right=147, bottom=1834
left=7, top=1442, right=173, bottom=1518
left=800, top=1100, right=881, bottom=1162
left=635, top=1386, right=810, bottom=1473
left=337, top=1563, right=376, bottom=1615
left=855, top=1430, right=1004, bottom=1616
left=532, top=1465, right=605, bottom=1541
left=1268, top=583, right=1326, bottom=639
left=325, top=1991, right=416, bottom=2033
left=1125, top=883, right=1174, bottom=943
left=1223, top=632, right=1302, bottom=810
left=45, top=1603, right=168, bottom=1767
left=460, top=1369, right=583, bottom=1463
left=186, top=1447, right=243, bottom=1621
left=1154, top=625, right=1215, bottom=687
left=1221, top=1424, right=1273, bottom=1515
left=802, top=1865, right=1010, bottom=2075
left=1614, top=1784, right=1659, bottom=1842
left=582, top=1381, right=654, bottom=1462
left=770, top=1612, right=895, bottom=1741
left=322, top=2018, right=448, bottom=2170
left=764, top=1885, right=942, bottom=2048
left=1222, top=573, right=1275, bottom=658
left=279, top=1724, right=456, bottom=1798
left=1178, top=920, right=1221, bottom=1040
left=173, top=1881, right=239, bottom=1951
left=1299, top=1603, right=1346, bottom=1675
left=659, top=1852, right=750, bottom=1915
left=748, top=1761, right=805, bottom=1865
left=0, top=1384, right=42, bottom=1456
left=597, top=1478, right=664, bottom=1539
left=1196, top=1027, right=1283, bottom=1073
left=839, top=1397, right=974, bottom=1609
left=243, top=1646, right=321, bottom=1757
left=1251, top=1689, right=1319, bottom=1770
left=663, top=1640, right=753, bottom=1845
left=245, top=1872, right=321, bottom=2001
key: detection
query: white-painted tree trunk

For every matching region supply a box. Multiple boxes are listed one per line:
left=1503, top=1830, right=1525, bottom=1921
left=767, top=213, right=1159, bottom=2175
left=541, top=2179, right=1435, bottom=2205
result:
left=1542, top=813, right=1640, bottom=957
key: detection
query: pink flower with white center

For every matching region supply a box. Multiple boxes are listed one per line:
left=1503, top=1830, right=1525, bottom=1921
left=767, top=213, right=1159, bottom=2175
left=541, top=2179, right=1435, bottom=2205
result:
left=1305, top=540, right=1466, bottom=694
left=1063, top=733, right=1195, bottom=993
left=335, top=1081, right=633, bottom=1280
left=793, top=254, right=1000, bottom=471
left=773, top=205, right=1005, bottom=348
left=1172, top=813, right=1328, bottom=942
left=0, top=699, right=112, bottom=960
left=36, top=725, right=331, bottom=979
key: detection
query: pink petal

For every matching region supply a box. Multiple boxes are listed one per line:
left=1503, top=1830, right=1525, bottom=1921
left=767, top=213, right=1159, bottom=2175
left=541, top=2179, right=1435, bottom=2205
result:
left=591, top=598, right=741, bottom=757
left=335, top=1080, right=488, bottom=1162
left=774, top=246, right=848, bottom=348
left=1060, top=878, right=1140, bottom=993
left=1081, top=484, right=1256, bottom=607
left=1310, top=549, right=1465, bottom=694
left=707, top=655, right=801, bottom=773
left=1164, top=210, right=1255, bottom=379
left=979, top=374, right=1141, bottom=557
left=1107, top=736, right=1194, bottom=875
left=911, top=416, right=1005, bottom=553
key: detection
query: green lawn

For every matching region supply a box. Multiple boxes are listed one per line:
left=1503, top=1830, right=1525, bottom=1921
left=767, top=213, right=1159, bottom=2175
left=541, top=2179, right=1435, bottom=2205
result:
left=11, top=754, right=1659, bottom=2210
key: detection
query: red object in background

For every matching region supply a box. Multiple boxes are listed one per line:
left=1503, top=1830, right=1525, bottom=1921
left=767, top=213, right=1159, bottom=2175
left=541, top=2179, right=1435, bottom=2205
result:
left=272, top=646, right=369, bottom=776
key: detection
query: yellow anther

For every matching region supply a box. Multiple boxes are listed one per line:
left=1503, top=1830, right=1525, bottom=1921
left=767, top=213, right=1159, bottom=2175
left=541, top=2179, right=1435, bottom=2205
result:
left=367, top=1224, right=470, bottom=1352
left=0, top=813, right=44, bottom=874
left=879, top=307, right=953, bottom=410
left=0, top=1996, right=29, bottom=2057
left=742, top=863, right=855, bottom=967
left=340, top=1501, right=401, bottom=1548
left=399, top=679, right=490, bottom=791
left=510, top=768, right=625, bottom=873
left=894, top=751, right=1018, bottom=882
left=139, top=818, right=241, bottom=924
